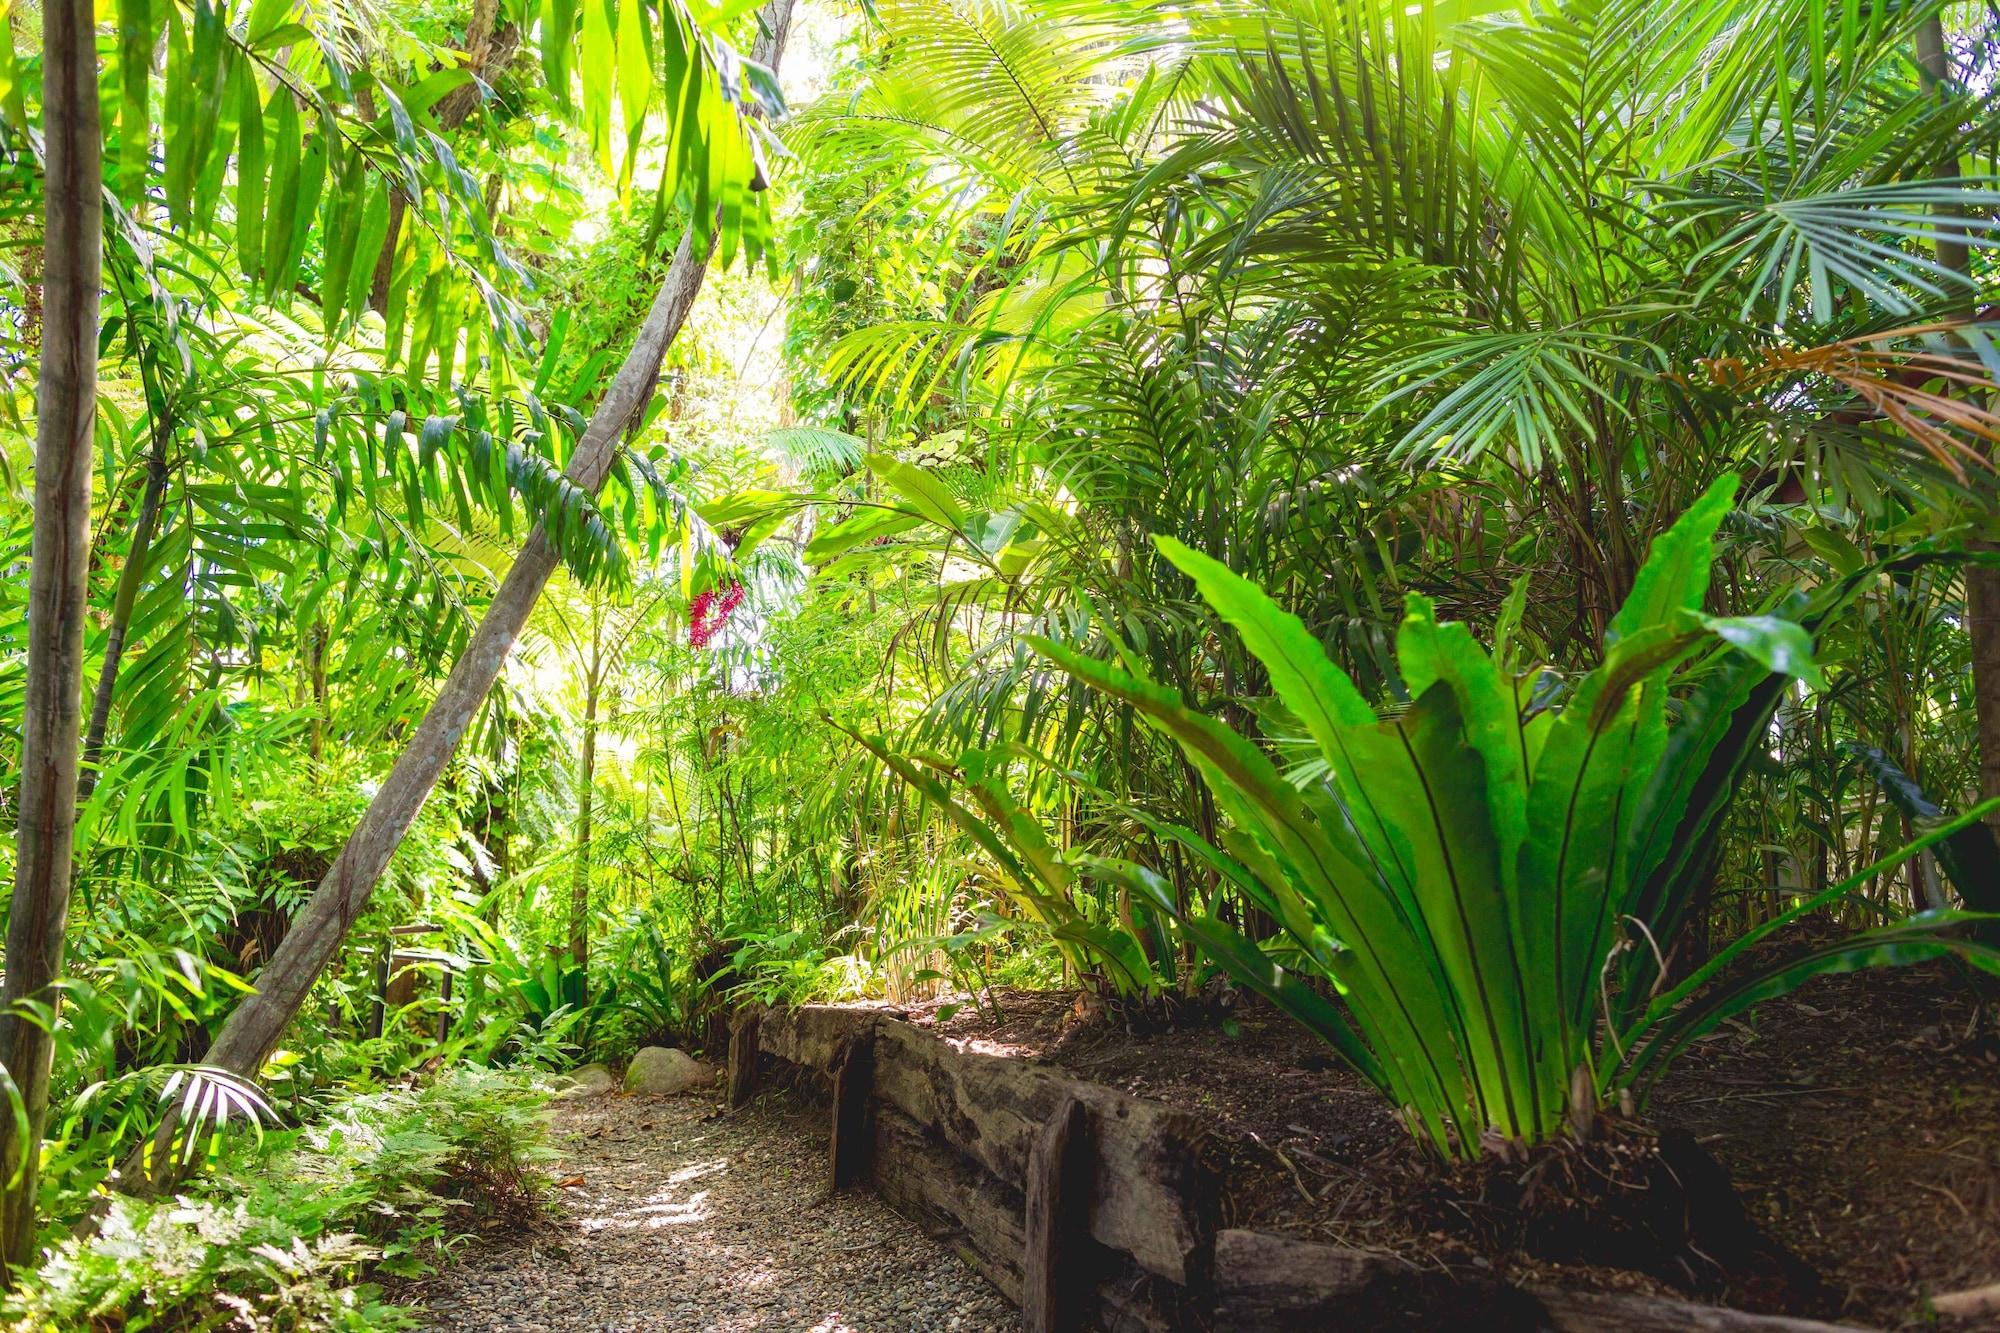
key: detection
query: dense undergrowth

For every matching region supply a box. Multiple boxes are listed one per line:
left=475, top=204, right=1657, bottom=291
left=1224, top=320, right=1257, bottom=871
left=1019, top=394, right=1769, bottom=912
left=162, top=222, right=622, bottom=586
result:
left=3, top=1069, right=553, bottom=1331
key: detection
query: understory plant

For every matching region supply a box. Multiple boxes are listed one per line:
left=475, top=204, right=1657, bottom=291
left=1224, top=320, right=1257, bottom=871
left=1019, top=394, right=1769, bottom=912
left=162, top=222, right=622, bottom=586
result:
left=1035, top=476, right=2000, bottom=1160
left=846, top=733, right=1165, bottom=996
left=4, top=1068, right=553, bottom=1331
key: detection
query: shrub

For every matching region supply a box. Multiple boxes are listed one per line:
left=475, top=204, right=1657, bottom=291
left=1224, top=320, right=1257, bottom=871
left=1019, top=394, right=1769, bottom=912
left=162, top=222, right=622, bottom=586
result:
left=1037, top=476, right=2000, bottom=1159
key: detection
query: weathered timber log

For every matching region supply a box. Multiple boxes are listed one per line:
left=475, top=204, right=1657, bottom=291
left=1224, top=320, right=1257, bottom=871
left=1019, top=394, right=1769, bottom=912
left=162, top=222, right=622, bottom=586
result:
left=1530, top=1290, right=1871, bottom=1333
left=871, top=1101, right=1025, bottom=1295
left=753, top=1007, right=1859, bottom=1333
left=1023, top=1095, right=1092, bottom=1333
left=761, top=1003, right=885, bottom=1070
left=866, top=1101, right=1177, bottom=1332
left=1214, top=1228, right=1532, bottom=1327
left=727, top=1008, right=761, bottom=1109
left=759, top=1006, right=1216, bottom=1290
left=868, top=1019, right=1215, bottom=1287
left=1213, top=1231, right=1867, bottom=1333
left=829, top=1032, right=874, bottom=1189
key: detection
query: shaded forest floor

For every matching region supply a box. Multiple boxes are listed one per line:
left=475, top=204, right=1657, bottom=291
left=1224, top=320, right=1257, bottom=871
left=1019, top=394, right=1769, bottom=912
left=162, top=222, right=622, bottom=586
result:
left=415, top=1092, right=1014, bottom=1332
left=909, top=958, right=2000, bottom=1328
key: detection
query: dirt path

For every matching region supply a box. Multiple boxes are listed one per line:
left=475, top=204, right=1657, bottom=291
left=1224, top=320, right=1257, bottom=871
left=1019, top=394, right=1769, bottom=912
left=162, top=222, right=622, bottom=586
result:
left=419, top=1089, right=1017, bottom=1332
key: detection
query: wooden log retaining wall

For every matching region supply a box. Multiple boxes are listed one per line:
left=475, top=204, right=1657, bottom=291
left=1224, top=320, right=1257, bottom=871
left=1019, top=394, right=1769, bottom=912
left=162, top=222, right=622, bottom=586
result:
left=728, top=1005, right=1864, bottom=1333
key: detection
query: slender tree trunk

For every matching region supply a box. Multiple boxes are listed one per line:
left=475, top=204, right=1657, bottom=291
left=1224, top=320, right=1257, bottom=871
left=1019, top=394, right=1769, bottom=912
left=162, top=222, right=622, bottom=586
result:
left=368, top=0, right=519, bottom=312
left=122, top=0, right=797, bottom=1194
left=1970, top=575, right=2000, bottom=832
left=568, top=608, right=603, bottom=985
left=305, top=618, right=329, bottom=761
left=0, top=0, right=101, bottom=1274
left=192, top=247, right=697, bottom=1071
left=1914, top=19, right=2000, bottom=832
left=79, top=433, right=169, bottom=799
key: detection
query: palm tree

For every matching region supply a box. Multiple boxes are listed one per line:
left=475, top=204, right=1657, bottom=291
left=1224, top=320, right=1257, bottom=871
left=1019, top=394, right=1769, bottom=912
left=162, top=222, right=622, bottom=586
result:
left=789, top=0, right=2000, bottom=971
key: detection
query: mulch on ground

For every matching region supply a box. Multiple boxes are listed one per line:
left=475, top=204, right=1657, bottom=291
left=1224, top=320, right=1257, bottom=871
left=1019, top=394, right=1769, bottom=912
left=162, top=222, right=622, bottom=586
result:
left=904, top=958, right=2000, bottom=1329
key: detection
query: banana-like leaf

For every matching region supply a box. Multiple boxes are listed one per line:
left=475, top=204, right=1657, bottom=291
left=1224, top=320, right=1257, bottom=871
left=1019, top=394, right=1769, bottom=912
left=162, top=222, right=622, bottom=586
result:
left=1024, top=633, right=1482, bottom=1150
left=1609, top=475, right=1737, bottom=642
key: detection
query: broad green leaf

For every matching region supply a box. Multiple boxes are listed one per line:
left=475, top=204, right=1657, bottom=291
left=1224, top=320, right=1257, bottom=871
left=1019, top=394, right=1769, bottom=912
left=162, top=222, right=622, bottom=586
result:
left=616, top=0, right=653, bottom=189
left=803, top=506, right=920, bottom=563
left=865, top=453, right=965, bottom=531
left=581, top=0, right=616, bottom=172
left=1609, top=474, right=1737, bottom=642
left=1698, top=613, right=1824, bottom=688
left=233, top=66, right=266, bottom=280
left=1154, top=535, right=1375, bottom=735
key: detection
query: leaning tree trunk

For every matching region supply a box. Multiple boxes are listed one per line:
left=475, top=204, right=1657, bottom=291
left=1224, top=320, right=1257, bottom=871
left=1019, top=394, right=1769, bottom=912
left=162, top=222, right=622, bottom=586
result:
left=121, top=0, right=798, bottom=1195
left=0, top=0, right=101, bottom=1274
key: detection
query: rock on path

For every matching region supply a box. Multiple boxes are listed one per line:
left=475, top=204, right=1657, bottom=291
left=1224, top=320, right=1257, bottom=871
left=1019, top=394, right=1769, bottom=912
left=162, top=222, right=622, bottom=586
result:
left=419, top=1090, right=1018, bottom=1332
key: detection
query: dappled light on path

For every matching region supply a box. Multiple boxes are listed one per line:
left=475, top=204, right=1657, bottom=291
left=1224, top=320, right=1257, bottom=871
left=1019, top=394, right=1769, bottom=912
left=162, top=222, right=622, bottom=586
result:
left=419, top=1091, right=1015, bottom=1331
left=576, top=1156, right=728, bottom=1234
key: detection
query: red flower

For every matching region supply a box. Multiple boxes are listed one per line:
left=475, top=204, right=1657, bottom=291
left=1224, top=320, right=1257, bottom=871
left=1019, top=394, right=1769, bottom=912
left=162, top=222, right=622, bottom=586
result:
left=689, top=582, right=746, bottom=648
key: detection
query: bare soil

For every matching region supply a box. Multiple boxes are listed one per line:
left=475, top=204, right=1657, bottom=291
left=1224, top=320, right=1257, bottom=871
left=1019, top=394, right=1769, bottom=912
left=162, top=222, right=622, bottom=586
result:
left=904, top=958, right=2000, bottom=1328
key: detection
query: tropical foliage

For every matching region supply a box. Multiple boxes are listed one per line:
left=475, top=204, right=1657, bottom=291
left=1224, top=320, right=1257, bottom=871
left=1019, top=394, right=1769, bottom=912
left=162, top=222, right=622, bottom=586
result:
left=1035, top=486, right=1999, bottom=1156
left=0, top=0, right=1995, bottom=1310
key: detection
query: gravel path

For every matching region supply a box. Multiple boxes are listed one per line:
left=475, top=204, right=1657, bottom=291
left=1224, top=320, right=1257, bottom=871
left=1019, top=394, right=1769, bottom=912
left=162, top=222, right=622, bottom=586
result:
left=419, top=1089, right=1018, bottom=1332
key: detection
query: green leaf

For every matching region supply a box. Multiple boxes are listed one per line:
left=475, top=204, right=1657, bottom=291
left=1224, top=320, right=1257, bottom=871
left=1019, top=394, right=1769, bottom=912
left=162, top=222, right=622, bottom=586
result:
left=1698, top=614, right=1823, bottom=688
left=234, top=67, right=266, bottom=281
left=1625, top=917, right=2000, bottom=1091
left=803, top=507, right=920, bottom=563
left=260, top=89, right=301, bottom=300
left=581, top=0, right=616, bottom=172
left=865, top=453, right=965, bottom=531
left=244, top=0, right=294, bottom=45
left=616, top=0, right=653, bottom=189
left=1609, top=474, right=1737, bottom=643
left=1798, top=527, right=1866, bottom=577
left=346, top=180, right=392, bottom=323
left=1153, top=535, right=1375, bottom=737
left=319, top=151, right=368, bottom=336
left=1024, top=634, right=1477, bottom=1150
left=117, top=0, right=155, bottom=203
left=1089, top=854, right=1389, bottom=1091
left=1842, top=746, right=2000, bottom=921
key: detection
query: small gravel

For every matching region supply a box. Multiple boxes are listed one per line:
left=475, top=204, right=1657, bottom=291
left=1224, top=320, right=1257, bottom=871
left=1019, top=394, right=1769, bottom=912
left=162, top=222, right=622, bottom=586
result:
left=419, top=1089, right=1019, bottom=1332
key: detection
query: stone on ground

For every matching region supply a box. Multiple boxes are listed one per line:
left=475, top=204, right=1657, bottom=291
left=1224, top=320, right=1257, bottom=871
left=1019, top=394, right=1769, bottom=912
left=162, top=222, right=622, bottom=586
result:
left=553, top=1062, right=617, bottom=1098
left=623, top=1046, right=716, bottom=1095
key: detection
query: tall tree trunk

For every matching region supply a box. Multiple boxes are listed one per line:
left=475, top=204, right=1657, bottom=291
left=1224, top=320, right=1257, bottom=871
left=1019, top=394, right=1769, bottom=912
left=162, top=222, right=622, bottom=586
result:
left=305, top=617, right=329, bottom=760
left=568, top=606, right=603, bottom=986
left=1970, top=575, right=2000, bottom=832
left=123, top=0, right=797, bottom=1194
left=1914, top=19, right=2000, bottom=833
left=0, top=0, right=101, bottom=1274
left=78, top=431, right=170, bottom=799
left=368, top=0, right=519, bottom=312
